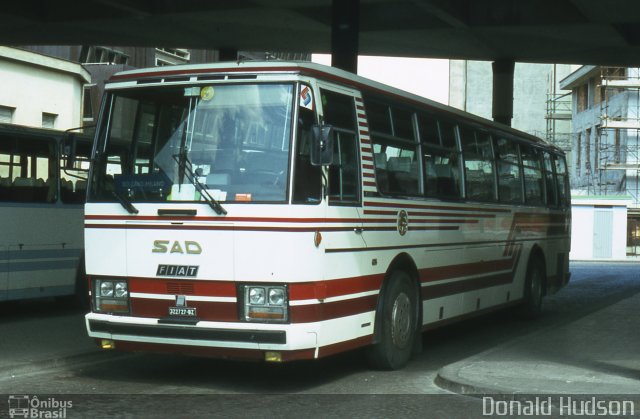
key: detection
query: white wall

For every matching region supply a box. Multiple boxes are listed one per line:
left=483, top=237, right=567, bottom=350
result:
left=0, top=47, right=89, bottom=129
left=570, top=198, right=630, bottom=260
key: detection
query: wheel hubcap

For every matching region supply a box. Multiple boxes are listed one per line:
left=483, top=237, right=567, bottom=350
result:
left=391, top=292, right=412, bottom=348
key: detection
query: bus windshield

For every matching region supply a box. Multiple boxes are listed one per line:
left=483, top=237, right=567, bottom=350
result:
left=90, top=83, right=294, bottom=204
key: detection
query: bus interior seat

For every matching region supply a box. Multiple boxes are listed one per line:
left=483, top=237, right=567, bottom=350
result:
left=387, top=157, right=411, bottom=173
left=387, top=157, right=417, bottom=194
left=374, top=152, right=388, bottom=170
left=0, top=177, right=10, bottom=199
left=13, top=177, right=36, bottom=187
left=75, top=180, right=87, bottom=192
left=373, top=152, right=389, bottom=192
left=435, top=165, right=456, bottom=196
left=12, top=177, right=42, bottom=202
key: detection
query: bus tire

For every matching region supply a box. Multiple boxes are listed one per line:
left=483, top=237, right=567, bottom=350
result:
left=366, top=270, right=418, bottom=370
left=518, top=256, right=545, bottom=320
left=74, top=257, right=89, bottom=310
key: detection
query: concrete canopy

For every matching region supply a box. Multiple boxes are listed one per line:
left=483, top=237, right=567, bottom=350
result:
left=1, top=0, right=640, bottom=66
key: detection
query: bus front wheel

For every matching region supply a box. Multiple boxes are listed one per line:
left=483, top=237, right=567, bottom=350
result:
left=366, top=270, right=418, bottom=370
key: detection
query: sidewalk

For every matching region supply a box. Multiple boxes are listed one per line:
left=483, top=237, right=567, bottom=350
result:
left=436, top=291, right=640, bottom=395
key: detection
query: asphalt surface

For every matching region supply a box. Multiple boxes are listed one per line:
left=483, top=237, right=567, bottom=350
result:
left=1, top=261, right=639, bottom=417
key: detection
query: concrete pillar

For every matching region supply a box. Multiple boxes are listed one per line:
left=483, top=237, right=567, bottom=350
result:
left=331, top=0, right=359, bottom=73
left=492, top=60, right=515, bottom=126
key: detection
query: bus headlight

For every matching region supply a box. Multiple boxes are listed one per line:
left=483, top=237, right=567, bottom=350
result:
left=94, top=278, right=129, bottom=313
left=241, top=284, right=288, bottom=323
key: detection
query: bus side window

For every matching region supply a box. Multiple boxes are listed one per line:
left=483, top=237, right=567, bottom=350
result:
left=543, top=151, right=558, bottom=207
left=0, top=136, right=55, bottom=204
left=321, top=89, right=360, bottom=204
left=520, top=144, right=544, bottom=206
left=366, top=96, right=420, bottom=197
left=420, top=116, right=462, bottom=199
left=293, top=85, right=322, bottom=204
left=461, top=128, right=496, bottom=201
left=554, top=154, right=570, bottom=208
left=495, top=137, right=523, bottom=204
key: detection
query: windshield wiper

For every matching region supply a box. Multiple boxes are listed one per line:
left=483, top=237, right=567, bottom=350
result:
left=173, top=153, right=227, bottom=215
left=112, top=189, right=139, bottom=214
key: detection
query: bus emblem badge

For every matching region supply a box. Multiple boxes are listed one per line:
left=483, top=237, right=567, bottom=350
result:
left=397, top=210, right=409, bottom=236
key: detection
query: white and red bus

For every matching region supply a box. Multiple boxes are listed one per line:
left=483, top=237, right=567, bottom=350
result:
left=82, top=62, right=570, bottom=369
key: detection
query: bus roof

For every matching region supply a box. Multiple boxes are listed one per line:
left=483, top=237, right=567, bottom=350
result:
left=107, top=61, right=563, bottom=154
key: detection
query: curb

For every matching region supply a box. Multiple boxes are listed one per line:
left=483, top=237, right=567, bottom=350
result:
left=435, top=365, right=519, bottom=397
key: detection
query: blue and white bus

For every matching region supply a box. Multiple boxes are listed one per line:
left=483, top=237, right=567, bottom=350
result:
left=0, top=123, right=91, bottom=302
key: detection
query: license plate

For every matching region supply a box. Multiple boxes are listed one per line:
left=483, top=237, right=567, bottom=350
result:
left=168, top=307, right=197, bottom=317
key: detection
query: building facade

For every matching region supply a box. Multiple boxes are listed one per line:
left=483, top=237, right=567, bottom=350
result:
left=560, top=65, right=640, bottom=257
left=449, top=61, right=575, bottom=146
left=0, top=47, right=90, bottom=129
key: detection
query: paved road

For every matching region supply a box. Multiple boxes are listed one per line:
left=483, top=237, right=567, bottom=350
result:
left=0, top=262, right=638, bottom=418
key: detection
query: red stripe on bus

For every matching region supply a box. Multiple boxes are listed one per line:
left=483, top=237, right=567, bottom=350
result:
left=411, top=218, right=478, bottom=224
left=86, top=215, right=368, bottom=223
left=363, top=201, right=511, bottom=213
left=419, top=257, right=514, bottom=283
left=290, top=294, right=378, bottom=323
left=110, top=65, right=304, bottom=81
left=422, top=271, right=513, bottom=300
left=129, top=277, right=236, bottom=297
left=363, top=210, right=398, bottom=216
left=362, top=164, right=375, bottom=170
left=318, top=335, right=373, bottom=358
left=410, top=226, right=459, bottom=231
left=372, top=211, right=490, bottom=219
left=130, top=298, right=238, bottom=322
left=86, top=224, right=366, bottom=233
left=289, top=274, right=385, bottom=300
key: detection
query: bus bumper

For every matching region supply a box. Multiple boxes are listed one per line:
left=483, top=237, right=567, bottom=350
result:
left=85, top=312, right=319, bottom=362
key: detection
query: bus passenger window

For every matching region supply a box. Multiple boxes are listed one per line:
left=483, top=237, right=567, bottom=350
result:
left=424, top=149, right=461, bottom=199
left=543, top=152, right=558, bottom=206
left=520, top=144, right=544, bottom=205
left=495, top=137, right=523, bottom=204
left=461, top=128, right=496, bottom=201
left=554, top=155, right=570, bottom=208
left=374, top=143, right=420, bottom=196
left=321, top=89, right=360, bottom=204
left=293, top=86, right=321, bottom=204
left=0, top=137, right=55, bottom=204
left=420, top=116, right=462, bottom=199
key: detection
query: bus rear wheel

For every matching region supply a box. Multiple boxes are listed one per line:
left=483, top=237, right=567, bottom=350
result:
left=366, top=270, right=418, bottom=370
left=518, top=256, right=545, bottom=319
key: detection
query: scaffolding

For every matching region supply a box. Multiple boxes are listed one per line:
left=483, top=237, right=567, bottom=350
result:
left=596, top=67, right=640, bottom=207
left=545, top=91, right=573, bottom=151
left=545, top=64, right=574, bottom=152
left=596, top=67, right=640, bottom=255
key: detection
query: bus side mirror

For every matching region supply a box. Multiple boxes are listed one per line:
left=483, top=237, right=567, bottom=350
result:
left=310, top=124, right=334, bottom=166
left=61, top=133, right=77, bottom=170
